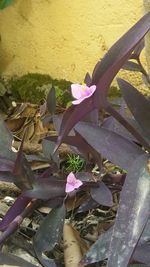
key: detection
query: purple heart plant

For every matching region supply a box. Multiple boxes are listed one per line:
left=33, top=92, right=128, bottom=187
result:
left=0, top=12, right=150, bottom=267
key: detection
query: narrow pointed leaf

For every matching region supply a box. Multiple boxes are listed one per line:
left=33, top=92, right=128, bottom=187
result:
left=24, top=177, right=66, bottom=200
left=34, top=204, right=65, bottom=267
left=55, top=100, right=94, bottom=150
left=0, top=252, right=37, bottom=267
left=80, top=227, right=113, bottom=266
left=133, top=243, right=150, bottom=265
left=0, top=157, right=14, bottom=171
left=84, top=72, right=92, bottom=86
left=0, top=171, right=15, bottom=182
left=75, top=121, right=144, bottom=171
left=130, top=38, right=144, bottom=59
left=0, top=195, right=31, bottom=231
left=80, top=217, right=150, bottom=265
left=42, top=139, right=60, bottom=167
left=47, top=86, right=56, bottom=114
left=78, top=196, right=99, bottom=213
left=57, top=13, right=150, bottom=148
left=90, top=181, right=113, bottom=207
left=12, top=133, right=34, bottom=190
left=118, top=78, right=150, bottom=138
left=107, top=153, right=150, bottom=267
left=92, top=13, right=150, bottom=84
left=122, top=61, right=143, bottom=72
left=46, top=132, right=102, bottom=169
left=102, top=116, right=137, bottom=142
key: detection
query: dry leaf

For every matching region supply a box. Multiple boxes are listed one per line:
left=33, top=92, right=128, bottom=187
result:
left=63, top=223, right=88, bottom=267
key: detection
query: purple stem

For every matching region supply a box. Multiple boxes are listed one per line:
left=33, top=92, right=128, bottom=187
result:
left=0, top=199, right=39, bottom=248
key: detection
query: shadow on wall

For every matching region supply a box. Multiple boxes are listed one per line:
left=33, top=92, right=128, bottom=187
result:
left=18, top=0, right=32, bottom=24
left=0, top=43, right=14, bottom=73
left=0, top=0, right=32, bottom=74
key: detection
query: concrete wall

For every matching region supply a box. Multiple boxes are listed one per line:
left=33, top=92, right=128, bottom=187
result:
left=0, top=0, right=144, bottom=82
left=143, top=0, right=150, bottom=76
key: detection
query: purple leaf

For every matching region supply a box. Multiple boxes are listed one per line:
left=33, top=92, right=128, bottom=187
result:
left=33, top=204, right=65, bottom=267
left=129, top=265, right=150, bottom=267
left=80, top=217, right=150, bottom=266
left=80, top=226, right=113, bottom=266
left=133, top=243, right=150, bottom=265
left=0, top=195, right=31, bottom=231
left=138, top=218, right=150, bottom=245
left=102, top=116, right=137, bottom=142
left=92, top=13, right=150, bottom=85
left=0, top=171, right=15, bottom=182
left=46, top=131, right=102, bottom=169
left=46, top=197, right=64, bottom=208
left=55, top=99, right=94, bottom=151
left=42, top=139, right=60, bottom=167
left=82, top=109, right=99, bottom=125
left=107, top=153, right=150, bottom=267
left=118, top=78, right=150, bottom=138
left=130, top=39, right=145, bottom=59
left=84, top=72, right=92, bottom=86
left=78, top=196, right=99, bottom=213
left=0, top=252, right=38, bottom=267
left=122, top=61, right=143, bottom=72
left=57, top=13, right=150, bottom=148
left=24, top=177, right=66, bottom=200
left=12, top=133, right=34, bottom=190
left=0, top=157, right=14, bottom=171
left=90, top=181, right=113, bottom=207
left=75, top=121, right=144, bottom=171
left=47, top=86, right=56, bottom=114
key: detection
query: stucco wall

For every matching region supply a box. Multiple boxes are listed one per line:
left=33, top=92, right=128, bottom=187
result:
left=0, top=0, right=144, bottom=83
left=144, top=0, right=150, bottom=76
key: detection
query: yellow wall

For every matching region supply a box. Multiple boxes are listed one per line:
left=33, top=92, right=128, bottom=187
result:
left=0, top=0, right=144, bottom=83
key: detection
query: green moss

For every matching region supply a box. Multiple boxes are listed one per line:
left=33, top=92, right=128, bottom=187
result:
left=9, top=73, right=72, bottom=106
left=108, top=85, right=121, bottom=99
left=9, top=73, right=121, bottom=106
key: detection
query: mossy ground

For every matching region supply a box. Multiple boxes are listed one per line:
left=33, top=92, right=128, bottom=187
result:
left=8, top=73, right=122, bottom=107
left=9, top=73, right=72, bottom=107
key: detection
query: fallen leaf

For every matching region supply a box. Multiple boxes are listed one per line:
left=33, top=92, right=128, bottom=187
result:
left=63, top=223, right=87, bottom=267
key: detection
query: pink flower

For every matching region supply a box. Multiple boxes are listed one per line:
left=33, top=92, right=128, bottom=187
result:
left=71, top=84, right=96, bottom=105
left=65, top=172, right=83, bottom=193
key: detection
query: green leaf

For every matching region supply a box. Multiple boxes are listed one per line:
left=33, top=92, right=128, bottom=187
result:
left=0, top=0, right=13, bottom=9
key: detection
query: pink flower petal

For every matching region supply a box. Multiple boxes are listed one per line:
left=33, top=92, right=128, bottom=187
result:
left=72, top=85, right=96, bottom=105
left=71, top=84, right=83, bottom=99
left=74, top=179, right=83, bottom=189
left=67, top=172, right=76, bottom=184
left=72, top=98, right=84, bottom=105
left=65, top=172, right=83, bottom=193
left=65, top=183, right=76, bottom=193
left=90, top=85, right=96, bottom=93
left=71, top=83, right=96, bottom=105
